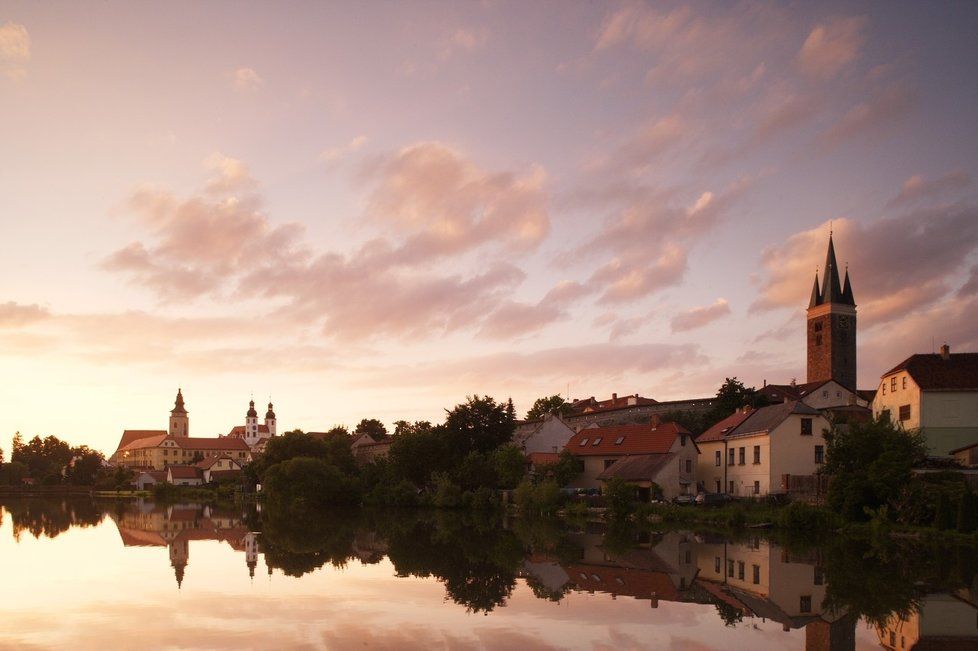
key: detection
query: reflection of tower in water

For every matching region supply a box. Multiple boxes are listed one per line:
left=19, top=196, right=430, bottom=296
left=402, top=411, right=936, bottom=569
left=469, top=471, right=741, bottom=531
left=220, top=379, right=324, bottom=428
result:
left=244, top=532, right=259, bottom=579
left=169, top=538, right=189, bottom=588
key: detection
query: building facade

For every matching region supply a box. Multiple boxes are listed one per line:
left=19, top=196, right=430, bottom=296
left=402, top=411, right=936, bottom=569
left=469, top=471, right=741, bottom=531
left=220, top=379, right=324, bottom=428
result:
left=806, top=234, right=857, bottom=391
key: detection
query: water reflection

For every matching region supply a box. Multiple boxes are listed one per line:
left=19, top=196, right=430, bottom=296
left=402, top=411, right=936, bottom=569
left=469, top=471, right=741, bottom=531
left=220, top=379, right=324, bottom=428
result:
left=2, top=497, right=978, bottom=650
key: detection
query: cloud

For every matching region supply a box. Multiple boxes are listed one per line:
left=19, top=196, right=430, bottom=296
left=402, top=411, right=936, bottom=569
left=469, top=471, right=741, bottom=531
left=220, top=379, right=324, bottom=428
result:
left=576, top=180, right=749, bottom=304
left=362, top=141, right=550, bottom=264
left=202, top=152, right=258, bottom=194
left=751, top=201, right=978, bottom=331
left=671, top=299, right=731, bottom=332
left=440, top=27, right=488, bottom=59
left=0, top=302, right=50, bottom=328
left=320, top=135, right=368, bottom=164
left=960, top=266, right=978, bottom=298
left=886, top=171, right=972, bottom=209
left=0, top=22, right=30, bottom=80
left=232, top=67, right=263, bottom=91
left=478, top=281, right=591, bottom=339
left=797, top=16, right=867, bottom=79
left=818, top=83, right=916, bottom=149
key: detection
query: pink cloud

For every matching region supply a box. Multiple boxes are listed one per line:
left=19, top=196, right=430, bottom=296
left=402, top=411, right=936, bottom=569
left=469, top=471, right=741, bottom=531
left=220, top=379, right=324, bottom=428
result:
left=0, top=302, right=50, bottom=328
left=797, top=16, right=867, bottom=79
left=479, top=281, right=591, bottom=339
left=671, top=298, right=731, bottom=332
left=818, top=83, right=916, bottom=149
left=886, top=171, right=972, bottom=208
left=0, top=22, right=30, bottom=81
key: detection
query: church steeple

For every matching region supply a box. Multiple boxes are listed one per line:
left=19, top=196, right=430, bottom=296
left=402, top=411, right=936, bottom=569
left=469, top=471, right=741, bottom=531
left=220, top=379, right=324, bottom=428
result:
left=171, top=388, right=187, bottom=415
left=169, top=388, right=189, bottom=437
left=806, top=234, right=857, bottom=390
left=819, top=234, right=844, bottom=304
left=841, top=267, right=855, bottom=305
left=808, top=271, right=822, bottom=309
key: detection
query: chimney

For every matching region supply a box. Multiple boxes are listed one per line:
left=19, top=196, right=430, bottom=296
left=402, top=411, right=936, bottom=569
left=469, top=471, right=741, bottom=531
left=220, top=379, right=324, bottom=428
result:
left=650, top=414, right=662, bottom=427
left=612, top=392, right=617, bottom=405
left=940, top=343, right=951, bottom=361
left=649, top=593, right=659, bottom=608
left=763, top=379, right=767, bottom=387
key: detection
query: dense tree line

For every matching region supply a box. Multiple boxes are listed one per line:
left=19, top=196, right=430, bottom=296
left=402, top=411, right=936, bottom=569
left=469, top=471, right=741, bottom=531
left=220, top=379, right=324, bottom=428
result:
left=0, top=432, right=108, bottom=486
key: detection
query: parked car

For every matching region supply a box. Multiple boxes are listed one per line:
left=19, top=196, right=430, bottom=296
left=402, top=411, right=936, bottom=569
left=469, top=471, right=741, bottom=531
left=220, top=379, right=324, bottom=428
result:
left=695, top=492, right=732, bottom=506
left=672, top=494, right=696, bottom=505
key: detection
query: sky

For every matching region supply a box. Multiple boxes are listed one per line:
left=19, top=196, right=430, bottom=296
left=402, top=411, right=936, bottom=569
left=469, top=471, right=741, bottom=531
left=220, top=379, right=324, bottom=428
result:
left=1, top=1, right=976, bottom=455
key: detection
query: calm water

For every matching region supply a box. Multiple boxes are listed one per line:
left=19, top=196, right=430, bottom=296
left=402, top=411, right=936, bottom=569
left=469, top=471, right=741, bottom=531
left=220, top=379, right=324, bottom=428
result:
left=0, top=498, right=976, bottom=650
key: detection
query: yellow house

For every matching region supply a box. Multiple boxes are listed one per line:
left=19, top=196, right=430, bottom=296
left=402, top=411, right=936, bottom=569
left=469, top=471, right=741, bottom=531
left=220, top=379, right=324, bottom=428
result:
left=718, top=401, right=831, bottom=497
left=873, top=345, right=978, bottom=456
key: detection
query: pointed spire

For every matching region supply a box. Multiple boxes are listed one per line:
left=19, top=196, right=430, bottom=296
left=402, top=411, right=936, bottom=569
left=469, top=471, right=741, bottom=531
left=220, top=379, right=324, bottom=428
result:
left=171, top=388, right=187, bottom=414
left=841, top=265, right=855, bottom=305
left=808, top=270, right=822, bottom=308
left=820, top=234, right=844, bottom=303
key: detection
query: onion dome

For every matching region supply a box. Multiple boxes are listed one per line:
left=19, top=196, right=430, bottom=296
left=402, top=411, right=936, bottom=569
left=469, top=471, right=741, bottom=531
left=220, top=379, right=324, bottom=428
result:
left=247, top=399, right=258, bottom=418
left=266, top=402, right=276, bottom=419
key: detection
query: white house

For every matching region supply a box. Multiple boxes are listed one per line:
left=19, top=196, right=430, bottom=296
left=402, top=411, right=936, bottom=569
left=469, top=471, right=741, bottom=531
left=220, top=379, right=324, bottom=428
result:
left=873, top=346, right=978, bottom=457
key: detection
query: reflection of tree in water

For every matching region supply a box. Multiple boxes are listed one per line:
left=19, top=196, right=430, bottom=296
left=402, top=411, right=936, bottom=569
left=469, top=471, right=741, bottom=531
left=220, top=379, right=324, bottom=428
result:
left=259, top=505, right=359, bottom=577
left=368, top=509, right=525, bottom=613
left=1, top=497, right=103, bottom=540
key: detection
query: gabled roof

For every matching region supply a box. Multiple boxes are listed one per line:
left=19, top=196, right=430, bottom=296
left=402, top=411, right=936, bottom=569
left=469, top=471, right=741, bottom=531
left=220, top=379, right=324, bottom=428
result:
left=949, top=441, right=978, bottom=455
left=195, top=455, right=240, bottom=470
left=882, top=352, right=978, bottom=391
left=697, top=409, right=754, bottom=443
left=167, top=465, right=203, bottom=480
left=726, top=401, right=821, bottom=439
left=565, top=422, right=691, bottom=456
left=227, top=424, right=270, bottom=437
left=564, top=563, right=680, bottom=602
left=597, top=453, right=676, bottom=482
left=119, top=435, right=251, bottom=453
left=115, top=429, right=167, bottom=452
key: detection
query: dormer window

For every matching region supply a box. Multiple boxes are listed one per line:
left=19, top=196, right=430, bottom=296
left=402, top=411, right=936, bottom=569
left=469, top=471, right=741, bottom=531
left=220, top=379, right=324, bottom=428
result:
left=579, top=438, right=589, bottom=446
left=614, top=436, right=625, bottom=445
left=592, top=437, right=602, bottom=446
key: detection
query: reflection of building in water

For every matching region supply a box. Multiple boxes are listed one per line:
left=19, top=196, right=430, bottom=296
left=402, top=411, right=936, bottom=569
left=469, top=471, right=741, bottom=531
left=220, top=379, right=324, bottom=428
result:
left=695, top=536, right=855, bottom=651
left=876, top=590, right=978, bottom=650
left=109, top=501, right=262, bottom=587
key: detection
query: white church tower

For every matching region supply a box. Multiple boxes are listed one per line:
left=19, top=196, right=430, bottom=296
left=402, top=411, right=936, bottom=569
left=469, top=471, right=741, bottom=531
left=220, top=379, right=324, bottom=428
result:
left=265, top=402, right=277, bottom=437
left=245, top=399, right=259, bottom=445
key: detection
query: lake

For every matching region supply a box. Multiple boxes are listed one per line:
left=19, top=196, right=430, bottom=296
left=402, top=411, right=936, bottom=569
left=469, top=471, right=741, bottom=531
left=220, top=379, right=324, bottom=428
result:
left=0, top=497, right=975, bottom=650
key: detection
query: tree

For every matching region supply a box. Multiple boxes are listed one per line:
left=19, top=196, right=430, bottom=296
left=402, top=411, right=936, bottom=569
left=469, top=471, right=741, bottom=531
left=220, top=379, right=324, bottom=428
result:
left=490, top=445, right=526, bottom=489
left=525, top=395, right=572, bottom=421
left=824, top=418, right=928, bottom=521
left=389, top=423, right=452, bottom=486
left=251, top=430, right=355, bottom=480
left=443, top=395, right=515, bottom=458
left=536, top=450, right=583, bottom=487
left=66, top=446, right=105, bottom=485
left=354, top=419, right=388, bottom=441
left=11, top=434, right=73, bottom=483
left=264, top=457, right=362, bottom=509
left=0, top=445, right=4, bottom=465
left=957, top=487, right=978, bottom=533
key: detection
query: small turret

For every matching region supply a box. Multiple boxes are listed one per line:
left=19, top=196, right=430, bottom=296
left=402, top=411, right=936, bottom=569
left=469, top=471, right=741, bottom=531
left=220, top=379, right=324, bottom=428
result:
left=169, top=388, right=189, bottom=437
left=264, top=401, right=277, bottom=438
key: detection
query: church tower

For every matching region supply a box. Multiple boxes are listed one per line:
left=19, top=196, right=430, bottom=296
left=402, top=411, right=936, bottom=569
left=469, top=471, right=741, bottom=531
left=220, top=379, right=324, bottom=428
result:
left=245, top=399, right=259, bottom=443
left=807, top=234, right=857, bottom=390
left=265, top=402, right=277, bottom=437
left=168, top=388, right=189, bottom=437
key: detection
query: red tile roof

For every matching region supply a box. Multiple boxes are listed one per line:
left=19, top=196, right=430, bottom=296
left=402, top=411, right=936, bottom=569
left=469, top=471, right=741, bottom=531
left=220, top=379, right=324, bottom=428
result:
left=883, top=352, right=978, bottom=391
left=565, top=422, right=690, bottom=456
left=167, top=465, right=203, bottom=480
left=564, top=564, right=680, bottom=602
left=115, top=429, right=167, bottom=452
left=697, top=409, right=754, bottom=443
left=527, top=452, right=560, bottom=466
left=596, top=453, right=676, bottom=482
left=227, top=425, right=270, bottom=437
left=119, top=435, right=250, bottom=453
left=570, top=394, right=659, bottom=414
left=195, top=455, right=240, bottom=470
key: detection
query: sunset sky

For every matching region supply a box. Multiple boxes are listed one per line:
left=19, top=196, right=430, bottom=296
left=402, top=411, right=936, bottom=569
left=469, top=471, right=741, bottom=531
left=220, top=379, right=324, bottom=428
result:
left=1, top=1, right=976, bottom=454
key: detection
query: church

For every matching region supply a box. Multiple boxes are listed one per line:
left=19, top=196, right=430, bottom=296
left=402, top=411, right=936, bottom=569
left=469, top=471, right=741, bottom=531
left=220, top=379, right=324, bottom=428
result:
left=757, top=234, right=875, bottom=411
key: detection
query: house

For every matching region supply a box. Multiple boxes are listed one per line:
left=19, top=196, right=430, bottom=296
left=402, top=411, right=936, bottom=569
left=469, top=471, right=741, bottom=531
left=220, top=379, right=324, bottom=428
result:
left=564, top=417, right=698, bottom=500
left=226, top=400, right=277, bottom=449
left=758, top=379, right=870, bottom=410
left=166, top=465, right=204, bottom=486
left=349, top=432, right=392, bottom=464
left=718, top=401, right=831, bottom=497
left=514, top=413, right=576, bottom=457
left=196, top=455, right=243, bottom=483
left=876, top=590, right=978, bottom=650
left=872, top=345, right=978, bottom=457
left=950, top=442, right=978, bottom=468
left=695, top=407, right=754, bottom=495
left=133, top=469, right=166, bottom=490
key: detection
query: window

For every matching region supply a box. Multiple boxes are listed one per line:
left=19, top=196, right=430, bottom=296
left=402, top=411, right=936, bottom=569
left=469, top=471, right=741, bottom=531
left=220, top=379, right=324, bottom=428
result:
left=752, top=564, right=760, bottom=584
left=815, top=334, right=822, bottom=346
left=728, top=449, right=735, bottom=466
left=801, top=418, right=813, bottom=436
left=800, top=596, right=812, bottom=613
left=899, top=404, right=911, bottom=421
left=685, top=459, right=692, bottom=473
left=715, top=450, right=721, bottom=466
left=753, top=481, right=760, bottom=495
left=729, top=480, right=734, bottom=494
left=614, top=436, right=625, bottom=445
left=591, top=437, right=602, bottom=446
left=727, top=560, right=734, bottom=578
left=715, top=480, right=721, bottom=493
left=902, top=376, right=907, bottom=389
left=891, top=377, right=897, bottom=392
left=814, top=566, right=824, bottom=586
left=822, top=390, right=828, bottom=398
left=815, top=445, right=824, bottom=465
left=681, top=435, right=687, bottom=446
left=579, top=438, right=589, bottom=446
left=715, top=557, right=721, bottom=573
left=737, top=561, right=745, bottom=580
left=753, top=446, right=760, bottom=464
left=880, top=409, right=891, bottom=423
left=882, top=384, right=886, bottom=395
left=738, top=447, right=745, bottom=465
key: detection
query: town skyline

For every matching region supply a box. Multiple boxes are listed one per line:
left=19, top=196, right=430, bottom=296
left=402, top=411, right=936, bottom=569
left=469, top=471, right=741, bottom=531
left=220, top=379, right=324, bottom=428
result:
left=1, top=1, right=977, bottom=453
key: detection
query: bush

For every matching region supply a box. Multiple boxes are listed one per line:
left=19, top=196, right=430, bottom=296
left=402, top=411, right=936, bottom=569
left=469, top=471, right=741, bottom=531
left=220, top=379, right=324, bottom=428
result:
left=778, top=501, right=840, bottom=531
left=934, top=491, right=955, bottom=531
left=513, top=479, right=563, bottom=516
left=264, top=457, right=362, bottom=508
left=958, top=488, right=978, bottom=533
left=433, top=473, right=463, bottom=508
left=604, top=477, right=636, bottom=521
